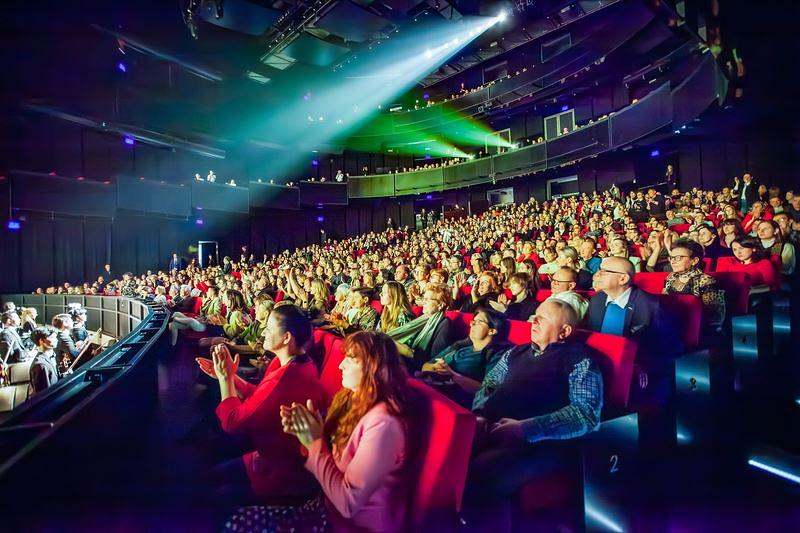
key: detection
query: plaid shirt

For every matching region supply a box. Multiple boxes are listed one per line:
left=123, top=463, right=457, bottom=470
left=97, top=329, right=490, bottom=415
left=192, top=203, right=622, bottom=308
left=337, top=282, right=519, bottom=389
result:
left=473, top=342, right=603, bottom=443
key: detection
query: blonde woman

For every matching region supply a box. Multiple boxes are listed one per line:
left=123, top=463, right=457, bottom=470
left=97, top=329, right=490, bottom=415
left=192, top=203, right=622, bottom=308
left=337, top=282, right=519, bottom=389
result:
left=608, top=238, right=641, bottom=272
left=378, top=281, right=415, bottom=333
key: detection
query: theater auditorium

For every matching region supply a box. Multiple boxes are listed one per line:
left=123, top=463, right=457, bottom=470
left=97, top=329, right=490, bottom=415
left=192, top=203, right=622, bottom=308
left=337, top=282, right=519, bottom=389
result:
left=1, top=0, right=798, bottom=530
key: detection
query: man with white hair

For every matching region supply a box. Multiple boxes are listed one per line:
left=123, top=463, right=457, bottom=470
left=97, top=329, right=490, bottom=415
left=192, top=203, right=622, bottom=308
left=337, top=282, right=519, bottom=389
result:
left=466, top=299, right=603, bottom=504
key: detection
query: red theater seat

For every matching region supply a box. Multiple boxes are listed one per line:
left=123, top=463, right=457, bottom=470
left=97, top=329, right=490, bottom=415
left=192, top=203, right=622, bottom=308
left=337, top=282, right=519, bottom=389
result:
left=633, top=272, right=669, bottom=295
left=370, top=300, right=383, bottom=314
left=507, top=319, right=532, bottom=345
left=658, top=294, right=703, bottom=351
left=516, top=330, right=637, bottom=517
left=715, top=257, right=778, bottom=291
left=275, top=290, right=284, bottom=303
left=407, top=379, right=477, bottom=528
left=315, top=330, right=346, bottom=406
left=445, top=311, right=472, bottom=339
left=709, top=271, right=752, bottom=316
left=412, top=306, right=423, bottom=317
left=458, top=285, right=472, bottom=298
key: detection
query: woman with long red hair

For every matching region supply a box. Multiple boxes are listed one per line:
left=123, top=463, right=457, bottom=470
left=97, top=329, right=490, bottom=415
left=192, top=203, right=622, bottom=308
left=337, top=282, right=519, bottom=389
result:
left=225, top=331, right=416, bottom=532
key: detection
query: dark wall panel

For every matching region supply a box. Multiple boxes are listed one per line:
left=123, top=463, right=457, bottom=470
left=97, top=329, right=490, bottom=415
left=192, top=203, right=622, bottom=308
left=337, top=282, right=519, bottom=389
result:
left=83, top=219, right=111, bottom=281
left=20, top=218, right=55, bottom=291
left=53, top=220, right=85, bottom=286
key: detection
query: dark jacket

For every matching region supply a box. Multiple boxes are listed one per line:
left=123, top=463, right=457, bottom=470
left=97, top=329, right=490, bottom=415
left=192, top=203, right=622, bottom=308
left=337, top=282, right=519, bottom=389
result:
left=732, top=180, right=759, bottom=208
left=504, top=293, right=539, bottom=322
left=29, top=351, right=59, bottom=395
left=586, top=286, right=682, bottom=364
left=56, top=330, right=80, bottom=362
left=0, top=327, right=27, bottom=364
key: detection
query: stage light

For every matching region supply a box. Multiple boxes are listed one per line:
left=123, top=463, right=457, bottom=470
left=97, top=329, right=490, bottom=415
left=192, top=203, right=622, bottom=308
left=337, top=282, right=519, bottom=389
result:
left=650, top=149, right=660, bottom=157
left=118, top=62, right=126, bottom=73
left=425, top=49, right=432, bottom=58
left=316, top=215, right=324, bottom=222
left=7, top=220, right=21, bottom=231
left=196, top=219, right=204, bottom=225
left=496, top=10, right=509, bottom=22
left=312, top=159, right=319, bottom=166
left=561, top=105, right=569, bottom=111
left=124, top=135, right=135, bottom=146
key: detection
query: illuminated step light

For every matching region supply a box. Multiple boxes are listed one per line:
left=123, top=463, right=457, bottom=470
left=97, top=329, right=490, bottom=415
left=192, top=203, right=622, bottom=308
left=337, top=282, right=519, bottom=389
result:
left=748, top=457, right=800, bottom=485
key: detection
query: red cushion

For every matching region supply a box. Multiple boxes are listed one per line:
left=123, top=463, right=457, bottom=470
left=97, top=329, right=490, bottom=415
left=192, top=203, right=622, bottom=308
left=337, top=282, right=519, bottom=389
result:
left=445, top=311, right=472, bottom=339
left=535, top=289, right=552, bottom=303
left=507, top=319, right=532, bottom=345
left=573, top=330, right=637, bottom=410
left=316, top=331, right=346, bottom=406
left=407, top=379, right=477, bottom=526
left=709, top=271, right=752, bottom=315
left=658, top=294, right=702, bottom=351
left=716, top=257, right=777, bottom=290
left=633, top=272, right=669, bottom=295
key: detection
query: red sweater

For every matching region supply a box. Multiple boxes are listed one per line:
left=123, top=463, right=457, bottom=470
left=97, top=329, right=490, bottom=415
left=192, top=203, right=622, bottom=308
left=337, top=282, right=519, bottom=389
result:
left=216, top=356, right=324, bottom=501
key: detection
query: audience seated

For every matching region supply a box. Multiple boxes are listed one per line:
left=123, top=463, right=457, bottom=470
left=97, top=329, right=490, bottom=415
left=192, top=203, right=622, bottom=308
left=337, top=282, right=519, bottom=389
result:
left=491, top=272, right=539, bottom=320
left=1, top=310, right=33, bottom=366
left=196, top=305, right=324, bottom=504
left=29, top=326, right=60, bottom=395
left=377, top=281, right=415, bottom=333
left=663, top=238, right=726, bottom=329
left=465, top=300, right=603, bottom=515
left=388, top=284, right=454, bottom=372
left=421, top=307, right=511, bottom=403
left=546, top=267, right=589, bottom=321
left=52, top=313, right=82, bottom=370
left=169, top=286, right=224, bottom=345
left=226, top=331, right=415, bottom=531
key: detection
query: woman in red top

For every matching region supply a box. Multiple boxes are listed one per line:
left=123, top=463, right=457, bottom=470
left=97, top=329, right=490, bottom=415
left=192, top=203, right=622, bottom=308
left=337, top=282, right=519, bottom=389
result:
left=723, top=236, right=777, bottom=291
left=197, top=304, right=324, bottom=504
left=225, top=331, right=417, bottom=532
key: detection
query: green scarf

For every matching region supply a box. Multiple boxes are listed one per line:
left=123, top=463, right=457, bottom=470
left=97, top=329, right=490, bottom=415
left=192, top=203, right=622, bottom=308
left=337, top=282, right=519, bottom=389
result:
left=387, top=312, right=444, bottom=356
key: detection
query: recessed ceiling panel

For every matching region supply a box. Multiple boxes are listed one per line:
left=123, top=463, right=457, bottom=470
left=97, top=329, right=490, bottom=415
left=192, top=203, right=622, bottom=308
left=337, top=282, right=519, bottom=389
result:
left=316, top=1, right=391, bottom=43
left=198, top=0, right=281, bottom=36
left=282, top=32, right=350, bottom=67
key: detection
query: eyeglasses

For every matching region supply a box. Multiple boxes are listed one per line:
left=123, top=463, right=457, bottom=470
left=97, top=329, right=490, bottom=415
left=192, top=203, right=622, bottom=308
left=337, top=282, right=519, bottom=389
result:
left=549, top=276, right=572, bottom=284
left=470, top=318, right=490, bottom=327
left=595, top=268, right=627, bottom=276
left=669, top=255, right=691, bottom=262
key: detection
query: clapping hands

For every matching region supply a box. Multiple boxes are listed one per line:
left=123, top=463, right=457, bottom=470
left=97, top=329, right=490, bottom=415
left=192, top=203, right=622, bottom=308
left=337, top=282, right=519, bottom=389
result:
left=196, top=343, right=239, bottom=381
left=280, top=399, right=324, bottom=448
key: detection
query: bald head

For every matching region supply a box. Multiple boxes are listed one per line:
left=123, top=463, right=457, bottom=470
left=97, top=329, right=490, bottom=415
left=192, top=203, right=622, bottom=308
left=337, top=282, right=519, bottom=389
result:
left=529, top=299, right=578, bottom=349
left=593, top=256, right=635, bottom=297
left=603, top=257, right=635, bottom=281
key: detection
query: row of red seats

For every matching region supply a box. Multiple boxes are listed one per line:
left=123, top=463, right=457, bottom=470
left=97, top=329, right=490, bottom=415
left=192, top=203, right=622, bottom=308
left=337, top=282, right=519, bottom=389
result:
left=310, top=313, right=639, bottom=526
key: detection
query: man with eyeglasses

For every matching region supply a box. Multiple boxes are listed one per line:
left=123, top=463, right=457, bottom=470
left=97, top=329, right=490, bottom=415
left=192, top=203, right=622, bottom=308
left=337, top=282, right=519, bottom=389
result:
left=546, top=267, right=588, bottom=320
left=586, top=256, right=681, bottom=453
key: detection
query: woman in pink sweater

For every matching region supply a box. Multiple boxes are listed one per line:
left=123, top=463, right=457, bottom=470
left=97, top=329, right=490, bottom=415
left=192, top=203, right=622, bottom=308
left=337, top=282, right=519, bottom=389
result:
left=224, top=331, right=415, bottom=532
